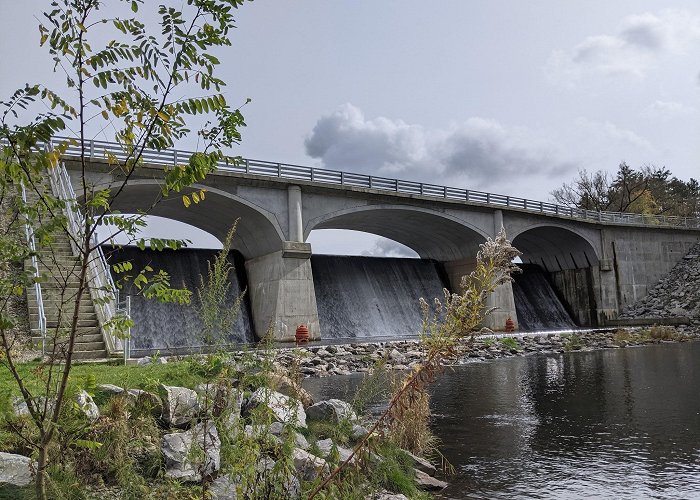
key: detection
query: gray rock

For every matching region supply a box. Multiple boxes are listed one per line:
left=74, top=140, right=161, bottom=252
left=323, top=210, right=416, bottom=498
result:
left=351, top=424, right=369, bottom=441
left=291, top=448, right=329, bottom=481
left=414, top=468, right=448, bottom=491
left=0, top=452, right=37, bottom=487
left=406, top=451, right=437, bottom=476
left=12, top=397, right=54, bottom=419
left=209, top=474, right=237, bottom=499
left=96, top=383, right=124, bottom=395
left=316, top=438, right=334, bottom=457
left=160, top=385, right=199, bottom=427
left=306, top=399, right=357, bottom=424
left=315, top=438, right=356, bottom=464
left=162, top=421, right=220, bottom=481
left=75, top=390, right=99, bottom=422
left=11, top=397, right=29, bottom=417
left=246, top=388, right=306, bottom=428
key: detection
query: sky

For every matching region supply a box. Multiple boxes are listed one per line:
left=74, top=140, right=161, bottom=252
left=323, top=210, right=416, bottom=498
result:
left=1, top=1, right=699, bottom=255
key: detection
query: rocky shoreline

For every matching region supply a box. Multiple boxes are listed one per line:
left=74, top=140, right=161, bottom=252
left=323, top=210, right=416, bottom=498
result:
left=135, top=326, right=700, bottom=379
left=268, top=327, right=699, bottom=377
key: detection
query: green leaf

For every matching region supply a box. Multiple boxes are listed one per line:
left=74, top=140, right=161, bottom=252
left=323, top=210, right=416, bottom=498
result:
left=131, top=1, right=138, bottom=13
left=75, top=439, right=103, bottom=449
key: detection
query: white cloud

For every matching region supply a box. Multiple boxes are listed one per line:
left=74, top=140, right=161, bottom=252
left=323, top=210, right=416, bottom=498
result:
left=575, top=117, right=654, bottom=151
left=361, top=238, right=418, bottom=258
left=304, top=104, right=574, bottom=190
left=643, top=100, right=695, bottom=118
left=547, top=10, right=700, bottom=84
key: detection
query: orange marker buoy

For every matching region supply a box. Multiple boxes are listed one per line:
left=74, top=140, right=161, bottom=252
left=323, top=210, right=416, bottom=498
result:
left=295, top=324, right=309, bottom=343
left=505, top=317, right=516, bottom=332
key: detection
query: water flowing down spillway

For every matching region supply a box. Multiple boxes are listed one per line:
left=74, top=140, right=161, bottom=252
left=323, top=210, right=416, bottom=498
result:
left=103, top=246, right=254, bottom=354
left=512, top=264, right=576, bottom=331
left=310, top=255, right=449, bottom=339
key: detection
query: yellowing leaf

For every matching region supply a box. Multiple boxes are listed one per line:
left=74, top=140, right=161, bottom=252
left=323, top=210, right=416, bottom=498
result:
left=101, top=110, right=108, bottom=120
left=182, top=194, right=191, bottom=208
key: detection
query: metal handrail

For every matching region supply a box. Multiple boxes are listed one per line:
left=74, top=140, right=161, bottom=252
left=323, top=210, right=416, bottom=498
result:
left=20, top=184, right=47, bottom=354
left=45, top=145, right=126, bottom=356
left=48, top=136, right=700, bottom=229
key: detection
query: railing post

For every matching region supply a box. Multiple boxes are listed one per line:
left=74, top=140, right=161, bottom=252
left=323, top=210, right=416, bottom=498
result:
left=486, top=193, right=491, bottom=204
left=539, top=202, right=543, bottom=212
left=340, top=171, right=344, bottom=185
left=173, top=150, right=178, bottom=167
left=89, top=140, right=95, bottom=160
left=395, top=179, right=398, bottom=192
left=420, top=183, right=424, bottom=195
left=245, top=159, right=250, bottom=174
left=311, top=168, right=315, bottom=182
left=443, top=186, right=447, bottom=198
left=277, top=163, right=281, bottom=177
left=369, top=176, right=373, bottom=189
left=466, top=190, right=470, bottom=202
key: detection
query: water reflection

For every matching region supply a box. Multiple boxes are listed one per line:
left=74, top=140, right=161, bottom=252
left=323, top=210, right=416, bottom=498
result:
left=304, top=342, right=700, bottom=499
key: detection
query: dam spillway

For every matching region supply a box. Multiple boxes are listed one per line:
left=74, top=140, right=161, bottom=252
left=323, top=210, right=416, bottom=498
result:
left=103, top=246, right=254, bottom=353
left=512, top=264, right=576, bottom=331
left=310, top=255, right=450, bottom=339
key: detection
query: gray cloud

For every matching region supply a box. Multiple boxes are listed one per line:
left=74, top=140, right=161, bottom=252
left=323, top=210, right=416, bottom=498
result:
left=547, top=10, right=700, bottom=82
left=305, top=104, right=574, bottom=190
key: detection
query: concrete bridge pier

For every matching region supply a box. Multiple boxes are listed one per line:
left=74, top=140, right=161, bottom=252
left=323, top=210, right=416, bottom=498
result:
left=443, top=257, right=518, bottom=331
left=245, top=241, right=321, bottom=342
left=244, top=185, right=321, bottom=341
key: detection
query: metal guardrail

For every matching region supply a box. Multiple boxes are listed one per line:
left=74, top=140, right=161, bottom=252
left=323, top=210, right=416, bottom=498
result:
left=50, top=136, right=700, bottom=229
left=20, top=184, right=47, bottom=354
left=45, top=144, right=128, bottom=357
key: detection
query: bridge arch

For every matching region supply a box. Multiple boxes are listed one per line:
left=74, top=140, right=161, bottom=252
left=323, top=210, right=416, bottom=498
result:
left=511, top=223, right=600, bottom=271
left=305, top=205, right=489, bottom=261
left=85, top=179, right=285, bottom=259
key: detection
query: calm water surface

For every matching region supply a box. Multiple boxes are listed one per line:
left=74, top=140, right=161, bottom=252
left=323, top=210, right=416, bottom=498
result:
left=303, top=342, right=700, bottom=499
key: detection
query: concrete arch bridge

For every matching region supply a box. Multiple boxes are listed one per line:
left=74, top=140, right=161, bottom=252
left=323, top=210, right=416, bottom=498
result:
left=62, top=140, right=700, bottom=340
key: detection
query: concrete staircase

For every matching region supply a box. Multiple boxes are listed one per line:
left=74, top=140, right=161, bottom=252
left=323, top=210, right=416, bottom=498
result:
left=27, top=224, right=108, bottom=360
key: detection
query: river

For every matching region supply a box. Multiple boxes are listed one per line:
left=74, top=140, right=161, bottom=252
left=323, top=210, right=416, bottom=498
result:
left=303, top=341, right=700, bottom=499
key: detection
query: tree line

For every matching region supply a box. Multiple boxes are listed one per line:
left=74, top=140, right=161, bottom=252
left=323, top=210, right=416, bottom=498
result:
left=551, top=163, right=700, bottom=218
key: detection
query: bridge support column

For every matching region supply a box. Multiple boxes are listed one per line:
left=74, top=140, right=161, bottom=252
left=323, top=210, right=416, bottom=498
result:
left=443, top=258, right=518, bottom=331
left=245, top=242, right=320, bottom=342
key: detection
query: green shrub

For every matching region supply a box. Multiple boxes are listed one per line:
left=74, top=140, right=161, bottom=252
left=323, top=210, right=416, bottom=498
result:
left=563, top=333, right=583, bottom=351
left=500, top=337, right=520, bottom=350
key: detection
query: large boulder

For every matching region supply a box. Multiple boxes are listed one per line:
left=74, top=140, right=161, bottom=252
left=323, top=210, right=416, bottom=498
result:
left=75, top=390, right=99, bottom=422
left=162, top=421, right=220, bottom=481
left=0, top=452, right=36, bottom=487
left=315, top=438, right=356, bottom=465
left=96, top=383, right=125, bottom=395
left=414, top=469, right=448, bottom=491
left=405, top=451, right=437, bottom=476
left=291, top=448, right=329, bottom=481
left=245, top=388, right=306, bottom=428
left=306, top=399, right=357, bottom=424
left=160, top=385, right=199, bottom=427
